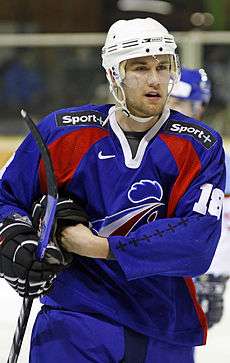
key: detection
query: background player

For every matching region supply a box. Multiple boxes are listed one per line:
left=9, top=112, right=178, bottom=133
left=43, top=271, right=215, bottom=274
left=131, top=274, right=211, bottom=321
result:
left=0, top=19, right=226, bottom=363
left=169, top=66, right=211, bottom=120
left=169, top=66, right=230, bottom=330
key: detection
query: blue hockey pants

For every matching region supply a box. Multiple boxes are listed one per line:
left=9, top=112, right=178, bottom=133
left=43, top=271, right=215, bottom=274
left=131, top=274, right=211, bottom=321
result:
left=29, top=307, right=194, bottom=363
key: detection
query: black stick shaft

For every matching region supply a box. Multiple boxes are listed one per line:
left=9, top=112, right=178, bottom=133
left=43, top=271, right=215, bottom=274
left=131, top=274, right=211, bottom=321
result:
left=6, top=109, right=58, bottom=363
left=7, top=298, right=33, bottom=363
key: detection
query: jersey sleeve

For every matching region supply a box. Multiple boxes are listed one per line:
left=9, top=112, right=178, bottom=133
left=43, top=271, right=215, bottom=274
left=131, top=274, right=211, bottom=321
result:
left=108, top=134, right=226, bottom=280
left=0, top=118, right=51, bottom=221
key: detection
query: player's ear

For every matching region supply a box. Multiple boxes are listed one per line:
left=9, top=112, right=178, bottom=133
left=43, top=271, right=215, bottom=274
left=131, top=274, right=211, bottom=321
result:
left=107, top=69, right=116, bottom=85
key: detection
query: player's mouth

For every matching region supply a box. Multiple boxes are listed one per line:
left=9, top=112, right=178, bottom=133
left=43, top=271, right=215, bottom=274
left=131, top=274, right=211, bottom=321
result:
left=144, top=91, right=161, bottom=102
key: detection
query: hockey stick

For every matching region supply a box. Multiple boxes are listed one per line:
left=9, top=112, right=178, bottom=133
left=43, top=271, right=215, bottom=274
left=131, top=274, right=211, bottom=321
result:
left=7, top=110, right=58, bottom=363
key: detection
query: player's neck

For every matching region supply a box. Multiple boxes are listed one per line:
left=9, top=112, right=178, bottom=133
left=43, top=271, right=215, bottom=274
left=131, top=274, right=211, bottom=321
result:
left=115, top=110, right=159, bottom=132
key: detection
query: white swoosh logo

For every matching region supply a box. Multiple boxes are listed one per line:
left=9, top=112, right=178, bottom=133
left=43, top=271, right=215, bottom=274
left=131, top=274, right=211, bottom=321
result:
left=98, top=151, right=115, bottom=160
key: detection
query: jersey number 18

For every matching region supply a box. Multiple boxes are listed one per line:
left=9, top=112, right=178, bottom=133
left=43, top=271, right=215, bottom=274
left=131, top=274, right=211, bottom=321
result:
left=193, top=183, right=224, bottom=220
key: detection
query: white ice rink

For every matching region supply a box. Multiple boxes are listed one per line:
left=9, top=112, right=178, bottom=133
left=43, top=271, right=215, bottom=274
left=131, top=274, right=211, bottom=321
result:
left=0, top=279, right=230, bottom=363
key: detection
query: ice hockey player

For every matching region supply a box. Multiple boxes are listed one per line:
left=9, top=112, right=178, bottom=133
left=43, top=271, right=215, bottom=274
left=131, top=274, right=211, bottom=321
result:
left=0, top=18, right=226, bottom=363
left=169, top=66, right=211, bottom=120
left=169, top=66, right=230, bottom=330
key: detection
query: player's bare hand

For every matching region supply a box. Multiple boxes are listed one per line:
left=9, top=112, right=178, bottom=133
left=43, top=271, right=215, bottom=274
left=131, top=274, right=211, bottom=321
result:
left=60, top=224, right=109, bottom=259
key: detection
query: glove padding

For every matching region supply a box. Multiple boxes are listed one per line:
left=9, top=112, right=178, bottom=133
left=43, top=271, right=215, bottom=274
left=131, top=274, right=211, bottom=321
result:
left=194, top=274, right=229, bottom=328
left=0, top=215, right=65, bottom=298
left=32, top=195, right=89, bottom=247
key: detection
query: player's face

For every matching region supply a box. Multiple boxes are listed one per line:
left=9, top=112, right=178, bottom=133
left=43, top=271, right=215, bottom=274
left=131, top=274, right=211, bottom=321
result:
left=122, top=55, right=171, bottom=118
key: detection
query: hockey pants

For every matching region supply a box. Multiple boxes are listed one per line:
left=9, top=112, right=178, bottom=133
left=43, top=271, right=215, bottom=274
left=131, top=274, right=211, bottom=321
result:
left=29, top=306, right=194, bottom=363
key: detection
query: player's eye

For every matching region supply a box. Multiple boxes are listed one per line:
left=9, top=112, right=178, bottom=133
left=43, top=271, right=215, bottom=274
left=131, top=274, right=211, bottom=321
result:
left=134, top=65, right=148, bottom=71
left=156, top=64, right=168, bottom=71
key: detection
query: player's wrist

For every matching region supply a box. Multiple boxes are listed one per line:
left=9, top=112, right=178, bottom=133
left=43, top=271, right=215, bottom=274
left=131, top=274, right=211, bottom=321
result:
left=60, top=224, right=109, bottom=259
left=87, top=234, right=109, bottom=259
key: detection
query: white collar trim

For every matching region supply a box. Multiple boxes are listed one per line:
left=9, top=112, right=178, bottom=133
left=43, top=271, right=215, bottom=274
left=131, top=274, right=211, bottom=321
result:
left=109, top=106, right=170, bottom=169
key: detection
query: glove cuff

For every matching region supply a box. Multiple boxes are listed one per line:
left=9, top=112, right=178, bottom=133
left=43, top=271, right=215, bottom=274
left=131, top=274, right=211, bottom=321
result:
left=0, top=216, right=37, bottom=248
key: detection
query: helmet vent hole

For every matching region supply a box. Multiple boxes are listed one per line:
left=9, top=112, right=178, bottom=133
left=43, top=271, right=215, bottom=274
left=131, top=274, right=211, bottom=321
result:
left=159, top=47, right=163, bottom=51
left=146, top=48, right=150, bottom=53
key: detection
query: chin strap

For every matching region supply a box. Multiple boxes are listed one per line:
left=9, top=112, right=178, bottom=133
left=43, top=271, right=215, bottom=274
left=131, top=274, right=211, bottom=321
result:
left=102, top=103, right=152, bottom=127
left=121, top=107, right=154, bottom=123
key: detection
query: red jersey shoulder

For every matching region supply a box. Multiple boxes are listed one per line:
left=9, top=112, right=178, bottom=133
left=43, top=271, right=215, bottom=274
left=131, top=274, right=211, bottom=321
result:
left=38, top=106, right=110, bottom=192
left=37, top=105, right=109, bottom=145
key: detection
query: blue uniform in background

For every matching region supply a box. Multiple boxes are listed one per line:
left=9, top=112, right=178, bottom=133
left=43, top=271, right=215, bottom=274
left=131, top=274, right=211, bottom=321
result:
left=225, top=153, right=230, bottom=194
left=0, top=104, right=225, bottom=362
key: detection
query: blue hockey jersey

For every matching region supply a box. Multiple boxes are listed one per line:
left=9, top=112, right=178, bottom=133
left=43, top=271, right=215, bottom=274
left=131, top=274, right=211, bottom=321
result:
left=0, top=104, right=226, bottom=347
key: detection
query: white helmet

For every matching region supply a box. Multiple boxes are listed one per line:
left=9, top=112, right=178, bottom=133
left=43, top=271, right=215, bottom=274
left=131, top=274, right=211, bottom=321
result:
left=102, top=18, right=180, bottom=123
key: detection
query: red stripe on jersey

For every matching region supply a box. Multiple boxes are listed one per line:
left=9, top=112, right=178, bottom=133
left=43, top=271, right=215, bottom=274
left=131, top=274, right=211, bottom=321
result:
left=159, top=134, right=201, bottom=217
left=160, top=133, right=207, bottom=344
left=184, top=277, right=208, bottom=344
left=39, top=128, right=109, bottom=193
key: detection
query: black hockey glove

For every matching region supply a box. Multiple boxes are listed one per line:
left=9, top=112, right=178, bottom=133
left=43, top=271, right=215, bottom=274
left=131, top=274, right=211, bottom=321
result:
left=32, top=195, right=89, bottom=241
left=0, top=215, right=65, bottom=298
left=194, top=274, right=229, bottom=328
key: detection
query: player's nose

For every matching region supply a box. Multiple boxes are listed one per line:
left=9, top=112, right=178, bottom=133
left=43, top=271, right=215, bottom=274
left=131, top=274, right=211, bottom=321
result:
left=146, top=69, right=160, bottom=86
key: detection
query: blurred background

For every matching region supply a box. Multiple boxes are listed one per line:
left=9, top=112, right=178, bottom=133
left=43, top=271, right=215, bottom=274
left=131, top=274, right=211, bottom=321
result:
left=0, top=1, right=229, bottom=362
left=0, top=0, right=229, bottom=137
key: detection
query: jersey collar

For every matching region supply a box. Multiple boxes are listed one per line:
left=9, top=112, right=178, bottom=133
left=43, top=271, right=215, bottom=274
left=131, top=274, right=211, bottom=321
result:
left=108, top=106, right=170, bottom=169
